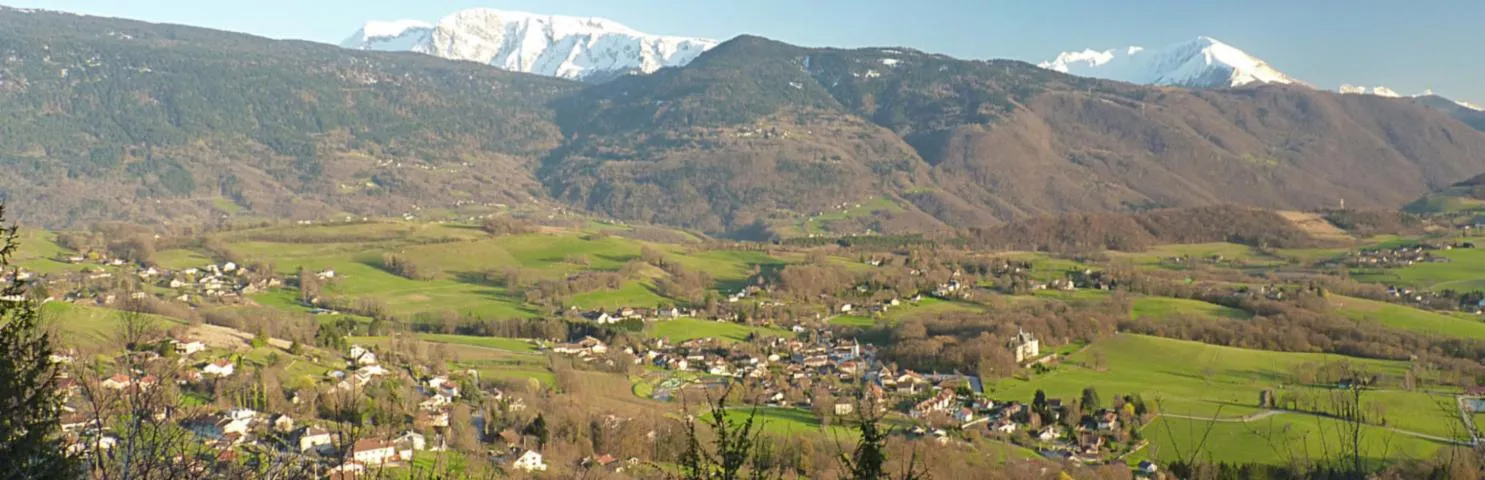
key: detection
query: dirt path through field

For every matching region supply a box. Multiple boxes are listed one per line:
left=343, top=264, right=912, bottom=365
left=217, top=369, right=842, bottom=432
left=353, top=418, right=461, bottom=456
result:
left=184, top=323, right=292, bottom=352
left=1276, top=211, right=1352, bottom=243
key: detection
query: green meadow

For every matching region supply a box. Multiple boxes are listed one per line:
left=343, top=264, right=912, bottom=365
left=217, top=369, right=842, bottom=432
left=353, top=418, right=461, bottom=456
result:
left=989, top=335, right=1464, bottom=449
left=831, top=297, right=984, bottom=327
left=648, top=318, right=789, bottom=343
left=1131, top=296, right=1252, bottom=320
left=1139, top=414, right=1448, bottom=468
left=40, top=302, right=185, bottom=348
left=1330, top=295, right=1485, bottom=340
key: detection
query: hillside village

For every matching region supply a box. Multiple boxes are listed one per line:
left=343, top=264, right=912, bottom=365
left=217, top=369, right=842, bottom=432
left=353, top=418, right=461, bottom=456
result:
left=10, top=216, right=1485, bottom=479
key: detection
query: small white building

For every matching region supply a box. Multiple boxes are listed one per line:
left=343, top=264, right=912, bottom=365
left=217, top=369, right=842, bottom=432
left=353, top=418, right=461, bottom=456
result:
left=203, top=359, right=235, bottom=377
left=355, top=351, right=378, bottom=366
left=173, top=339, right=207, bottom=356
left=101, top=374, right=132, bottom=390
left=512, top=450, right=547, bottom=472
left=351, top=439, right=398, bottom=465
left=298, top=427, right=332, bottom=452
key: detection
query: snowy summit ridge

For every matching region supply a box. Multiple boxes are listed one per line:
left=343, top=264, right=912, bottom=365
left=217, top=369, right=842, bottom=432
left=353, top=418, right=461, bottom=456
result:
left=342, top=8, right=717, bottom=81
left=1038, top=36, right=1296, bottom=88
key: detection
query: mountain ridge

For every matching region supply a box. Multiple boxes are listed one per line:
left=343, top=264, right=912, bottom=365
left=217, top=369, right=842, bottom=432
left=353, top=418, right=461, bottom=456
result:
left=342, top=8, right=717, bottom=81
left=3, top=9, right=1485, bottom=236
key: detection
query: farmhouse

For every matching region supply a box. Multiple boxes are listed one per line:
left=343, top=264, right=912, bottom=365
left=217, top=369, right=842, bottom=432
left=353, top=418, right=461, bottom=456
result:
left=351, top=438, right=399, bottom=465
left=511, top=450, right=547, bottom=472
left=173, top=338, right=207, bottom=355
left=203, top=359, right=235, bottom=377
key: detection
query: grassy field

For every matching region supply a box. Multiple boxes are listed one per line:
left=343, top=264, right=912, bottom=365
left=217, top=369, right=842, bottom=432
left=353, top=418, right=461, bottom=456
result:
left=663, top=249, right=786, bottom=289
left=1110, top=242, right=1273, bottom=266
left=1329, top=296, right=1485, bottom=340
left=648, top=318, right=789, bottom=343
left=784, top=196, right=903, bottom=236
left=1139, top=414, right=1448, bottom=468
left=12, top=229, right=79, bottom=274
left=567, top=281, right=668, bottom=310
left=831, top=297, right=983, bottom=327
left=989, top=335, right=1462, bottom=447
left=39, top=302, right=185, bottom=348
left=996, top=253, right=1093, bottom=281
left=414, top=333, right=536, bottom=353
left=723, top=407, right=858, bottom=440
left=347, top=335, right=555, bottom=386
left=1131, top=296, right=1252, bottom=320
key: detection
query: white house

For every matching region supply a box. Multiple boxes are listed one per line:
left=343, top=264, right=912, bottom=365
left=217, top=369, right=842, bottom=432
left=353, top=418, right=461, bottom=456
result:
left=173, top=338, right=207, bottom=356
left=101, top=374, right=132, bottom=390
left=394, top=431, right=426, bottom=461
left=394, top=431, right=427, bottom=451
left=299, top=427, right=332, bottom=452
left=351, top=439, right=399, bottom=465
left=355, top=351, right=378, bottom=366
left=512, top=450, right=547, bottom=472
left=203, top=359, right=235, bottom=377
left=357, top=364, right=388, bottom=377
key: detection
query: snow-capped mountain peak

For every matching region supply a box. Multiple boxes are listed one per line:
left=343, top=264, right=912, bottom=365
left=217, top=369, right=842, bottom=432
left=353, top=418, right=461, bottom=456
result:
left=1038, top=36, right=1296, bottom=88
left=342, top=8, right=717, bottom=81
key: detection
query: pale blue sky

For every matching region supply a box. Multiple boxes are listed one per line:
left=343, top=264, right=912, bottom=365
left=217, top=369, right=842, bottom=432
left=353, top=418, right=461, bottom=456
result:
left=6, top=0, right=1481, bottom=102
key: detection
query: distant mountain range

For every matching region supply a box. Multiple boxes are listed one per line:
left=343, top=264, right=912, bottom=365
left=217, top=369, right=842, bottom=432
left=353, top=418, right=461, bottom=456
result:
left=3, top=6, right=1485, bottom=236
left=1037, top=36, right=1298, bottom=88
left=1039, top=37, right=1484, bottom=116
left=340, top=10, right=1484, bottom=120
left=341, top=8, right=716, bottom=82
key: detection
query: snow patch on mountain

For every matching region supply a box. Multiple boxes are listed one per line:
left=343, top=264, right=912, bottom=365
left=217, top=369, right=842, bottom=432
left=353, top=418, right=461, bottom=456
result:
left=1038, top=36, right=1295, bottom=88
left=1338, top=84, right=1401, bottom=97
left=343, top=8, right=716, bottom=81
left=345, top=20, right=434, bottom=53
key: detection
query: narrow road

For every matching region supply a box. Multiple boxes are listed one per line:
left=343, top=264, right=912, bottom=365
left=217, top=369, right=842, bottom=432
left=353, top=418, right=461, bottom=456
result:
left=1160, top=410, right=1284, bottom=423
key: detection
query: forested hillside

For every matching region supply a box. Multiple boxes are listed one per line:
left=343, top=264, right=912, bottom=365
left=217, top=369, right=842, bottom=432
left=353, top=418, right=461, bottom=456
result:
left=0, top=7, right=573, bottom=226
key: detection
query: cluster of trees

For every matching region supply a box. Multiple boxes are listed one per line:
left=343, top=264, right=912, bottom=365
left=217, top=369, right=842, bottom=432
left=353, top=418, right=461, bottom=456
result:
left=379, top=253, right=438, bottom=281
left=1321, top=209, right=1421, bottom=237
left=480, top=216, right=536, bottom=236
left=652, top=258, right=713, bottom=306
left=965, top=205, right=1332, bottom=252
left=521, top=271, right=626, bottom=306
left=881, top=302, right=1121, bottom=379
